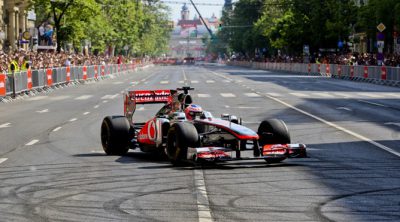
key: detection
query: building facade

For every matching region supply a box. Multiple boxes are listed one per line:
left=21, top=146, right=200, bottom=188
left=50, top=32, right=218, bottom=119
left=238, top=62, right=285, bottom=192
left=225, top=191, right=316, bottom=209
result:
left=0, top=0, right=35, bottom=51
left=169, top=3, right=220, bottom=58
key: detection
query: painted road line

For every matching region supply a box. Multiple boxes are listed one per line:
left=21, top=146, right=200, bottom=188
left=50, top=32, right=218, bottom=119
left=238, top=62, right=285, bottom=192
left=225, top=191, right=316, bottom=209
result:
left=337, top=107, right=352, bottom=111
left=179, top=80, right=184, bottom=84
left=333, top=92, right=350, bottom=98
left=237, top=106, right=260, bottom=109
left=194, top=169, right=213, bottom=222
left=160, top=81, right=169, bottom=84
left=83, top=112, right=90, bottom=115
left=26, top=140, right=39, bottom=146
left=103, top=100, right=108, bottom=103
left=0, top=123, right=11, bottom=129
left=244, top=93, right=261, bottom=97
left=266, top=93, right=282, bottom=97
left=36, top=109, right=49, bottom=113
left=69, top=118, right=77, bottom=122
left=137, top=107, right=145, bottom=111
left=290, top=92, right=309, bottom=97
left=53, top=127, right=62, bottom=132
left=94, top=105, right=100, bottom=109
left=75, top=95, right=93, bottom=100
left=264, top=94, right=400, bottom=158
left=0, top=158, right=7, bottom=164
left=206, top=80, right=215, bottom=83
left=197, top=94, right=211, bottom=98
left=317, top=93, right=334, bottom=98
left=388, top=93, right=400, bottom=98
left=358, top=100, right=387, bottom=108
left=191, top=80, right=199, bottom=84
left=220, top=93, right=236, bottom=98
left=358, top=92, right=384, bottom=98
left=113, top=81, right=124, bottom=85
left=385, top=122, right=400, bottom=128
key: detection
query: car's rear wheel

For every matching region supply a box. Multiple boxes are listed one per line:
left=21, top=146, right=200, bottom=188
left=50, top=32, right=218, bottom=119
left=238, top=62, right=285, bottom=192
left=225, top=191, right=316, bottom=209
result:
left=101, top=116, right=130, bottom=155
left=166, top=122, right=199, bottom=165
left=257, top=119, right=290, bottom=163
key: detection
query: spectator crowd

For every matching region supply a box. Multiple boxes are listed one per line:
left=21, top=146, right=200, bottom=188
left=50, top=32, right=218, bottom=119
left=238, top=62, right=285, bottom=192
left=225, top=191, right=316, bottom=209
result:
left=232, top=52, right=400, bottom=67
left=0, top=50, right=135, bottom=74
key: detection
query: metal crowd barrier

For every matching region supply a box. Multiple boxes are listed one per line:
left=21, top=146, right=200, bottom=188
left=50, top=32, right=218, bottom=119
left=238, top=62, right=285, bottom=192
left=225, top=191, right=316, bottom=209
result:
left=0, top=63, right=142, bottom=98
left=228, top=61, right=400, bottom=84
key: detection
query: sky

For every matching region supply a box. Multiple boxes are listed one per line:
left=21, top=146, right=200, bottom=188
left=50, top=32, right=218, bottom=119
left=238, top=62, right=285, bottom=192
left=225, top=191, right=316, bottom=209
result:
left=165, top=0, right=226, bottom=22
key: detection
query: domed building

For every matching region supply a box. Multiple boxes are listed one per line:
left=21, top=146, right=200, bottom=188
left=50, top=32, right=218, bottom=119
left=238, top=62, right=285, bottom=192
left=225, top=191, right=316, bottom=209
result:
left=169, top=3, right=220, bottom=58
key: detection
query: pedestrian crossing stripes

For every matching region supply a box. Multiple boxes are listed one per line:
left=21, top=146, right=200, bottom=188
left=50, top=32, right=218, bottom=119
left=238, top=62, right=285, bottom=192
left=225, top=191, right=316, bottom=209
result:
left=220, top=93, right=236, bottom=98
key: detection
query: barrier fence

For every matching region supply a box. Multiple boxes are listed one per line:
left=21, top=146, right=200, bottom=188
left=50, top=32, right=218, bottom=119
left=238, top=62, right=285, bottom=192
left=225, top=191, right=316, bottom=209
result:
left=0, top=63, right=141, bottom=98
left=228, top=61, right=400, bottom=84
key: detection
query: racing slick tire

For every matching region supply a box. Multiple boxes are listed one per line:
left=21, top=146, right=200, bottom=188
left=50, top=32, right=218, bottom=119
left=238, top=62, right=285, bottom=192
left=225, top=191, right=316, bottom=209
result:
left=257, top=119, right=291, bottom=164
left=166, top=122, right=199, bottom=165
left=101, top=116, right=130, bottom=155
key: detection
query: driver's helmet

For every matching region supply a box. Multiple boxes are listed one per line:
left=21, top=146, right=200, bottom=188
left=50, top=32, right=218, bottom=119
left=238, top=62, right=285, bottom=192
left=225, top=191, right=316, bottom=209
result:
left=184, top=104, right=203, bottom=120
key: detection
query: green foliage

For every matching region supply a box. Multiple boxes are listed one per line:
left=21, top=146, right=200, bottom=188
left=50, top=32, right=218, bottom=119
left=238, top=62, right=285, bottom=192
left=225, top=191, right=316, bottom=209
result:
left=32, top=0, right=172, bottom=56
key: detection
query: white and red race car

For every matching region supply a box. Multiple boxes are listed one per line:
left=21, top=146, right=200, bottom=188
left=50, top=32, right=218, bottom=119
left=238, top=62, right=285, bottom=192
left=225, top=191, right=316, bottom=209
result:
left=101, top=87, right=306, bottom=165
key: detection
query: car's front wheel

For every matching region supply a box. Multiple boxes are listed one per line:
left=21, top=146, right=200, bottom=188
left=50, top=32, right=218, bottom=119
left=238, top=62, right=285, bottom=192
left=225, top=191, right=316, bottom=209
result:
left=166, top=122, right=199, bottom=165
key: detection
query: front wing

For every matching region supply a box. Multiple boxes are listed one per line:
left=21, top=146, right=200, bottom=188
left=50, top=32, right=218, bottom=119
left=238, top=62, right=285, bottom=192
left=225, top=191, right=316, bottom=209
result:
left=187, top=144, right=307, bottom=163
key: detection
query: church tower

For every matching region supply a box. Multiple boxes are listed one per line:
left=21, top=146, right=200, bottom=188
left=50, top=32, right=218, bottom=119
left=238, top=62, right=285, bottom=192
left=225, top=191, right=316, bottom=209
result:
left=181, top=3, right=190, bottom=20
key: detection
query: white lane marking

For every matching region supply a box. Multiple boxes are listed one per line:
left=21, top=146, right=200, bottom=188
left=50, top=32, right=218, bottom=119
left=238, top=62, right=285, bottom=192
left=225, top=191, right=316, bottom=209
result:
left=290, top=92, right=309, bottom=97
left=191, top=80, right=199, bottom=84
left=94, top=105, right=100, bottom=109
left=91, top=150, right=104, bottom=154
left=244, top=93, right=261, bottom=97
left=220, top=93, right=236, bottom=98
left=141, top=78, right=146, bottom=82
left=197, top=94, right=211, bottom=98
left=358, top=92, right=384, bottom=98
left=264, top=94, right=400, bottom=158
left=317, top=93, right=334, bottom=98
left=83, top=112, right=90, bottom=115
left=223, top=80, right=231, bottom=83
left=53, top=127, right=62, bottom=132
left=206, top=80, right=215, bottom=83
left=266, top=93, right=282, bottom=97
left=0, top=158, right=7, bottom=164
left=36, top=109, right=49, bottom=113
left=388, top=93, right=400, bottom=98
left=144, top=82, right=149, bottom=85
left=0, top=123, right=11, bottom=128
left=75, top=95, right=93, bottom=100
left=237, top=106, right=260, bottom=109
left=69, top=118, right=77, bottom=122
left=160, top=81, right=169, bottom=84
left=182, top=69, right=188, bottom=82
left=358, top=100, right=387, bottom=108
left=137, top=107, right=145, bottom=111
left=333, top=92, right=350, bottom=98
left=113, top=81, right=124, bottom=85
left=337, top=107, right=352, bottom=111
left=103, top=100, right=108, bottom=103
left=179, top=80, right=184, bottom=84
left=26, top=139, right=39, bottom=146
left=101, top=94, right=119, bottom=100
left=225, top=105, right=230, bottom=108
left=194, top=169, right=213, bottom=222
left=50, top=96, right=71, bottom=101
left=385, top=122, right=400, bottom=128
left=27, top=96, right=48, bottom=101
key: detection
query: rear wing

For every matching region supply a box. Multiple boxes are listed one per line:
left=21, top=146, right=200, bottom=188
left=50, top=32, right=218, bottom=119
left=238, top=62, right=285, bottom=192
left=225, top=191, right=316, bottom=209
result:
left=124, top=89, right=177, bottom=122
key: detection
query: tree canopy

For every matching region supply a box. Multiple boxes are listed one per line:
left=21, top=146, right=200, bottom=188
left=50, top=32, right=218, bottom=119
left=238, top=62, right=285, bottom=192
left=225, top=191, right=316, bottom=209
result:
left=32, top=0, right=172, bottom=56
left=213, top=0, right=398, bottom=58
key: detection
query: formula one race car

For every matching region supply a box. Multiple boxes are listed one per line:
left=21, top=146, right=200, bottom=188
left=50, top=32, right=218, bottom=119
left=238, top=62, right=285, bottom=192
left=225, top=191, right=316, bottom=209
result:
left=101, top=86, right=306, bottom=165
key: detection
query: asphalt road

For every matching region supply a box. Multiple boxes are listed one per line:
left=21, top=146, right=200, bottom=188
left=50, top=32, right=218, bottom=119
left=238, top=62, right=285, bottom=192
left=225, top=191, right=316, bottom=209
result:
left=0, top=64, right=399, bottom=222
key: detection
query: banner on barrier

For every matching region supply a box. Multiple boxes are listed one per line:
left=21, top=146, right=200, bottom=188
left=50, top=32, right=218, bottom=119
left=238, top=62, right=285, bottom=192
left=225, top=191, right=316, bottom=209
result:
left=94, top=66, right=98, bottom=78
left=101, top=65, right=105, bottom=76
left=364, top=66, right=368, bottom=78
left=338, top=65, right=342, bottom=77
left=83, top=66, right=87, bottom=80
left=0, top=74, right=6, bottom=96
left=27, top=69, right=32, bottom=89
left=66, top=66, right=71, bottom=82
left=350, top=66, right=354, bottom=77
left=381, top=66, right=387, bottom=80
left=46, top=68, right=53, bottom=86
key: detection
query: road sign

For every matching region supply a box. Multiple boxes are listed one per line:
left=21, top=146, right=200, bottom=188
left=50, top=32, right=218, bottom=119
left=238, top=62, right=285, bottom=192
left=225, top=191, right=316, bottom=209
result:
left=377, top=23, right=386, bottom=32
